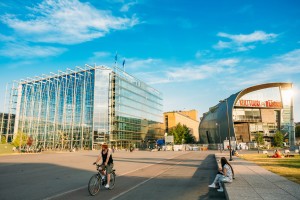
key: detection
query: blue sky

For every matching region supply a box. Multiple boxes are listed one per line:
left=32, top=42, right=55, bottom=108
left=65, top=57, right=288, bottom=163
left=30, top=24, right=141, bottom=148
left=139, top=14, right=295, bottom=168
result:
left=0, top=0, right=300, bottom=121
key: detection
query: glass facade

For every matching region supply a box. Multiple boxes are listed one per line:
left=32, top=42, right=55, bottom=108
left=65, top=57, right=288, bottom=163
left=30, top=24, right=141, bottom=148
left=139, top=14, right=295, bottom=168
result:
left=5, top=66, right=163, bottom=150
left=110, top=71, right=164, bottom=149
left=0, top=113, right=15, bottom=142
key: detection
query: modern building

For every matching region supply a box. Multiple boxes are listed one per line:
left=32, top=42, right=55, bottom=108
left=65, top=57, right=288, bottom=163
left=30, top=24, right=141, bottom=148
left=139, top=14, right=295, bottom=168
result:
left=199, top=82, right=295, bottom=148
left=0, top=113, right=15, bottom=142
left=3, top=65, right=163, bottom=150
left=164, top=110, right=200, bottom=141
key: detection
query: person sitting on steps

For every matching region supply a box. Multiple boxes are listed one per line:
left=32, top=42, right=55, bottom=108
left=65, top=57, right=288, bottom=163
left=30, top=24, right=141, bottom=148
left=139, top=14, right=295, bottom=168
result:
left=208, top=157, right=234, bottom=192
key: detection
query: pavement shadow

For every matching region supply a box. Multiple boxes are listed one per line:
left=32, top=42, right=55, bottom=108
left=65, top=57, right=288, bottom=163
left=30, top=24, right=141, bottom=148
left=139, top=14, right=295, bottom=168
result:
left=0, top=162, right=94, bottom=200
left=192, top=154, right=226, bottom=200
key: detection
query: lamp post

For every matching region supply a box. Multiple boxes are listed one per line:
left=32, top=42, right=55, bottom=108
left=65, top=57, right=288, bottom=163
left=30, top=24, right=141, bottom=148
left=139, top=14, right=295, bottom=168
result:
left=289, top=88, right=295, bottom=147
left=220, top=99, right=233, bottom=161
left=216, top=123, right=222, bottom=153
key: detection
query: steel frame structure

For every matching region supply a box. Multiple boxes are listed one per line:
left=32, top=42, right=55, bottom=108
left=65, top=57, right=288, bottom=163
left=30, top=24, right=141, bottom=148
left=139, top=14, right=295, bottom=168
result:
left=2, top=65, right=163, bottom=150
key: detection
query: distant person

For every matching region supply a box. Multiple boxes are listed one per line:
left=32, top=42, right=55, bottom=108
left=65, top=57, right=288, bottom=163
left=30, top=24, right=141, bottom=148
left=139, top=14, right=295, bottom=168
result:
left=26, top=135, right=33, bottom=152
left=234, top=151, right=239, bottom=157
left=130, top=146, right=134, bottom=152
left=93, top=143, right=114, bottom=189
left=272, top=149, right=283, bottom=158
left=209, top=157, right=234, bottom=192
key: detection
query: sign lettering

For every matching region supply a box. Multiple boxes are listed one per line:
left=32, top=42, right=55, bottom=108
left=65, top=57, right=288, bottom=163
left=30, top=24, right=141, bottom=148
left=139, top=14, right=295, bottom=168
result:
left=237, top=100, right=282, bottom=108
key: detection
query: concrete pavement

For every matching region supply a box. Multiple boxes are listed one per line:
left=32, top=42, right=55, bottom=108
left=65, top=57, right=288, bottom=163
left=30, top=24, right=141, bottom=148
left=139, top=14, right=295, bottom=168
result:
left=0, top=150, right=225, bottom=200
left=214, top=152, right=300, bottom=200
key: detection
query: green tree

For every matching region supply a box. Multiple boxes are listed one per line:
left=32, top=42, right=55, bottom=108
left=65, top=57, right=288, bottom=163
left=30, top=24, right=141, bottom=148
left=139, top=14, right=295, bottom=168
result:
left=1, top=135, right=6, bottom=144
left=11, top=131, right=28, bottom=148
left=169, top=123, right=195, bottom=144
left=169, top=123, right=184, bottom=144
left=255, top=132, right=264, bottom=153
left=296, top=124, right=300, bottom=138
left=183, top=127, right=196, bottom=144
left=255, top=132, right=264, bottom=146
left=273, top=130, right=284, bottom=147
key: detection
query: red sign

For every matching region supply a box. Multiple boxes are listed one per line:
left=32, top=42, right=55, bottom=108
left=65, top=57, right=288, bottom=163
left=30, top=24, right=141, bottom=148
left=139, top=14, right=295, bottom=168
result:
left=238, top=100, right=282, bottom=108
left=239, top=100, right=260, bottom=107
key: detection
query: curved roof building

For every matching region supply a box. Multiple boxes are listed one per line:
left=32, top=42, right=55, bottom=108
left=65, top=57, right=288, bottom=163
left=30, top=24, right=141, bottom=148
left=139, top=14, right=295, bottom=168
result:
left=199, top=82, right=295, bottom=149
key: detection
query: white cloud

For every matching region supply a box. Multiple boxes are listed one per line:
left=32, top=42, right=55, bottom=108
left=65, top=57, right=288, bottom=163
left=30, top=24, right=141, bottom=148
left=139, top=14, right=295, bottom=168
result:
left=0, top=42, right=67, bottom=58
left=166, top=59, right=238, bottom=82
left=195, top=50, right=209, bottom=59
left=222, top=49, right=300, bottom=88
left=120, top=1, right=137, bottom=12
left=0, top=33, right=15, bottom=42
left=265, top=49, right=300, bottom=74
left=133, top=58, right=240, bottom=84
left=134, top=49, right=300, bottom=86
left=214, top=30, right=278, bottom=51
left=89, top=53, right=160, bottom=69
left=1, top=0, right=139, bottom=44
left=213, top=41, right=232, bottom=49
left=126, top=58, right=161, bottom=69
left=93, top=51, right=112, bottom=58
left=218, top=31, right=277, bottom=43
left=195, top=51, right=202, bottom=59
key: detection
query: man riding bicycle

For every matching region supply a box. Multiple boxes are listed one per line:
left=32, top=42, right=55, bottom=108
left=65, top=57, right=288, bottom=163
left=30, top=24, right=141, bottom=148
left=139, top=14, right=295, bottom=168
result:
left=93, top=143, right=114, bottom=189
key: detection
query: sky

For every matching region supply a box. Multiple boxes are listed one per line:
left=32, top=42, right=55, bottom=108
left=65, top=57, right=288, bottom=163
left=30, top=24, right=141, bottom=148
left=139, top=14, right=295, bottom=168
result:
left=0, top=0, right=300, bottom=122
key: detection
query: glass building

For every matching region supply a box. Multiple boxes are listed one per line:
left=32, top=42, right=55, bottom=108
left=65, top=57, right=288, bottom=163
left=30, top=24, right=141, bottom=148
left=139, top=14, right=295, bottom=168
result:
left=0, top=113, right=15, bottom=142
left=199, top=82, right=295, bottom=149
left=3, top=65, right=163, bottom=150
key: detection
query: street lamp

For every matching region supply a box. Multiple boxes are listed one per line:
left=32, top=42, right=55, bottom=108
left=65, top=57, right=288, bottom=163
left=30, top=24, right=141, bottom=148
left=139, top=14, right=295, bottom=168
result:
left=216, top=123, right=222, bottom=153
left=220, top=99, right=233, bottom=161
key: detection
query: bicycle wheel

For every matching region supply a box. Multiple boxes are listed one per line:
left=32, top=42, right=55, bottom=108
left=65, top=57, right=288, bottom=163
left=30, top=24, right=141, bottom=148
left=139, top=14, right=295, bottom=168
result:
left=88, top=174, right=101, bottom=196
left=109, top=172, right=116, bottom=189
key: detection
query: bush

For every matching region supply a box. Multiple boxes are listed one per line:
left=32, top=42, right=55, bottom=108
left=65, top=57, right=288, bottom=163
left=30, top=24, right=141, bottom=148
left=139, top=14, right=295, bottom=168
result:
left=1, top=135, right=6, bottom=144
left=11, top=131, right=28, bottom=147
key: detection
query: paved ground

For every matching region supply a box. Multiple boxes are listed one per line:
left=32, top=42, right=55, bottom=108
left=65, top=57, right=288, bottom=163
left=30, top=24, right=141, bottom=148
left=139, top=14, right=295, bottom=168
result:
left=215, top=152, right=300, bottom=200
left=0, top=150, right=225, bottom=200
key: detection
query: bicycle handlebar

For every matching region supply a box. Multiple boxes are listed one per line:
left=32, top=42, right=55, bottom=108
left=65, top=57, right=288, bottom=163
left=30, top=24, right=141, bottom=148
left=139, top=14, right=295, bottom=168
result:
left=93, top=163, right=104, bottom=171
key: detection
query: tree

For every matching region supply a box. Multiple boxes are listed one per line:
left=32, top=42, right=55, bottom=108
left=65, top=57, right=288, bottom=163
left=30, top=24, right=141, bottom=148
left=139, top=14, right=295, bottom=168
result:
left=169, top=123, right=184, bottom=144
left=1, top=135, right=6, bottom=144
left=183, top=127, right=196, bottom=144
left=255, top=132, right=264, bottom=146
left=273, top=130, right=284, bottom=147
left=255, top=132, right=264, bottom=153
left=296, top=124, right=300, bottom=138
left=11, top=131, right=28, bottom=148
left=169, top=123, right=195, bottom=144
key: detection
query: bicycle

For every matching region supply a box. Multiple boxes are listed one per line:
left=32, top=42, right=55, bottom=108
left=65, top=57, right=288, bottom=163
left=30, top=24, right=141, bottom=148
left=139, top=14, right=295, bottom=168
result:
left=88, top=163, right=116, bottom=196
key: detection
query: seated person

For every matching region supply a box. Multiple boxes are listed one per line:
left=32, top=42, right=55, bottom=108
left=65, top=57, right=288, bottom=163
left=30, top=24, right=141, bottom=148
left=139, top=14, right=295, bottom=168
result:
left=208, top=157, right=234, bottom=192
left=234, top=151, right=239, bottom=156
left=272, top=149, right=283, bottom=158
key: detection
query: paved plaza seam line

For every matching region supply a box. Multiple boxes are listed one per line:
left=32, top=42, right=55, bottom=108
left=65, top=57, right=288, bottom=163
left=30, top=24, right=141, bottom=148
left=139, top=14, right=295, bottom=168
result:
left=241, top=165, right=297, bottom=199
left=44, top=152, right=190, bottom=200
left=110, top=160, right=185, bottom=200
left=43, top=186, right=87, bottom=200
